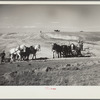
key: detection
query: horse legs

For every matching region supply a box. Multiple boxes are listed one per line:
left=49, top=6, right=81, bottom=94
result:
left=60, top=52, right=62, bottom=58
left=20, top=55, right=23, bottom=61
left=53, top=51, right=55, bottom=58
left=78, top=50, right=82, bottom=56
left=10, top=54, right=14, bottom=62
left=26, top=55, right=29, bottom=60
left=58, top=53, right=59, bottom=58
left=13, top=54, right=16, bottom=62
left=32, top=53, right=35, bottom=60
left=32, top=54, right=36, bottom=60
left=32, top=54, right=34, bottom=60
left=10, top=54, right=16, bottom=62
left=17, top=54, right=21, bottom=61
left=69, top=50, right=72, bottom=56
left=35, top=54, right=36, bottom=59
left=57, top=52, right=62, bottom=58
left=71, top=50, right=73, bottom=57
left=20, top=53, right=24, bottom=61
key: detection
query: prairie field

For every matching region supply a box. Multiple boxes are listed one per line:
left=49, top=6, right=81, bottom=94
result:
left=0, top=31, right=100, bottom=85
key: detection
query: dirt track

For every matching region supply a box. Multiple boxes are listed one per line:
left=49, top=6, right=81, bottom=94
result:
left=0, top=57, right=100, bottom=85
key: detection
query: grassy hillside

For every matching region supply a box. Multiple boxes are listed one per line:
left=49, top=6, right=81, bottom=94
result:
left=1, top=58, right=100, bottom=85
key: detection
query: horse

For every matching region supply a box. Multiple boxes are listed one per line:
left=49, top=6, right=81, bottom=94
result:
left=20, top=46, right=30, bottom=60
left=17, top=44, right=27, bottom=60
left=9, top=47, right=20, bottom=62
left=30, top=44, right=41, bottom=59
left=20, top=44, right=41, bottom=60
left=67, top=45, right=72, bottom=56
left=52, top=43, right=62, bottom=58
left=61, top=45, right=68, bottom=57
left=16, top=44, right=26, bottom=52
left=70, top=43, right=78, bottom=56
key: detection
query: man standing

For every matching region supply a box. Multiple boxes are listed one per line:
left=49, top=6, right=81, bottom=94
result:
left=0, top=50, right=6, bottom=64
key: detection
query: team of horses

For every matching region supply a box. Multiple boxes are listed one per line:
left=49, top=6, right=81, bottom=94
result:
left=9, top=44, right=41, bottom=62
left=52, top=41, right=83, bottom=58
left=8, top=41, right=83, bottom=62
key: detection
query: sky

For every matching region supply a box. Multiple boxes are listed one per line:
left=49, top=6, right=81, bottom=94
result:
left=0, top=5, right=100, bottom=32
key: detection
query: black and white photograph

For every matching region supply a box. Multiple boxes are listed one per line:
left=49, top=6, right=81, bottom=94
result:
left=1, top=3, right=100, bottom=86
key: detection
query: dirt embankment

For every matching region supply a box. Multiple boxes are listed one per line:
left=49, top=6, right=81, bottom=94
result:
left=0, top=57, right=100, bottom=85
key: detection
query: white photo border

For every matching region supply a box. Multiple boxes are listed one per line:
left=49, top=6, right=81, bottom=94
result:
left=0, top=1, right=100, bottom=99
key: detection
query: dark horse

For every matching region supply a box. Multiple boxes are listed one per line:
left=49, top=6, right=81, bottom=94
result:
left=20, top=47, right=30, bottom=60
left=52, top=43, right=62, bottom=58
left=61, top=45, right=68, bottom=57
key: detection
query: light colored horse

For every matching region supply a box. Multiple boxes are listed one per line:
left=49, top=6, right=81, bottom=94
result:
left=31, top=44, right=41, bottom=59
left=34, top=44, right=41, bottom=51
left=16, top=44, right=26, bottom=60
left=9, top=47, right=20, bottom=62
left=9, top=44, right=40, bottom=61
left=17, top=44, right=26, bottom=51
left=9, top=44, right=26, bottom=62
